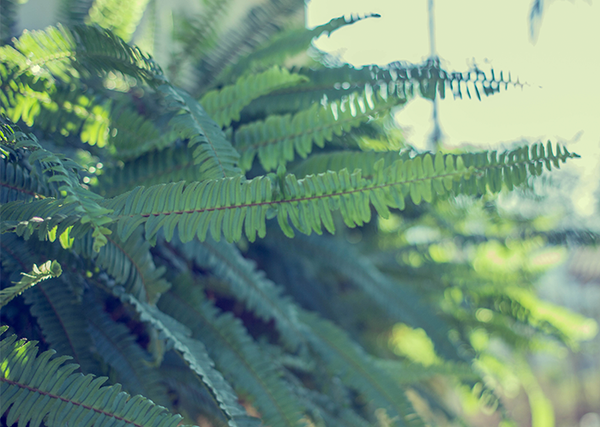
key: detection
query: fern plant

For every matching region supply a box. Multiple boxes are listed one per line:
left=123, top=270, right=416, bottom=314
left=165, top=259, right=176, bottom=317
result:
left=0, top=1, right=591, bottom=427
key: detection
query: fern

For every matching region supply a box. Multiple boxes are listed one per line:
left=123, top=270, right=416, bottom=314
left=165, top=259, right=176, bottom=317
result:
left=85, top=0, right=151, bottom=42
left=0, top=326, right=187, bottom=427
left=0, top=260, right=62, bottom=308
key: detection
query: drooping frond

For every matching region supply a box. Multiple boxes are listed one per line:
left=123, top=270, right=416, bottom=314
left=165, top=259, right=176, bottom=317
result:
left=220, top=13, right=381, bottom=83
left=160, top=85, right=241, bottom=180
left=0, top=260, right=62, bottom=308
left=200, top=66, right=308, bottom=128
left=0, top=326, right=187, bottom=427
left=158, top=280, right=306, bottom=427
left=299, top=311, right=426, bottom=427
left=85, top=0, right=151, bottom=42
left=161, top=237, right=306, bottom=351
left=1, top=24, right=165, bottom=85
left=83, top=292, right=170, bottom=405
left=114, top=289, right=263, bottom=427
left=234, top=89, right=402, bottom=172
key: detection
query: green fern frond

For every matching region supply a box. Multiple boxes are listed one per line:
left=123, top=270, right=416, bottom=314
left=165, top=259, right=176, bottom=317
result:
left=159, top=280, right=306, bottom=427
left=201, top=66, right=308, bottom=128
left=83, top=293, right=170, bottom=405
left=98, top=143, right=577, bottom=245
left=162, top=237, right=306, bottom=352
left=289, top=150, right=403, bottom=178
left=160, top=85, right=241, bottom=180
left=234, top=89, right=401, bottom=172
left=0, top=157, right=59, bottom=203
left=0, top=326, right=187, bottom=427
left=0, top=260, right=62, bottom=308
left=114, top=289, right=262, bottom=427
left=300, top=311, right=425, bottom=427
left=86, top=0, right=151, bottom=42
left=1, top=24, right=165, bottom=85
left=220, top=13, right=381, bottom=83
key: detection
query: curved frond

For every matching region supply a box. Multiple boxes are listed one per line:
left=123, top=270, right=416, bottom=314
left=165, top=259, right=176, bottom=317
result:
left=160, top=85, right=241, bottom=180
left=85, top=0, right=151, bottom=42
left=200, top=66, right=308, bottom=128
left=114, top=289, right=261, bottom=427
left=300, top=311, right=425, bottom=427
left=0, top=326, right=186, bottom=427
left=234, top=89, right=402, bottom=172
left=159, top=280, right=305, bottom=427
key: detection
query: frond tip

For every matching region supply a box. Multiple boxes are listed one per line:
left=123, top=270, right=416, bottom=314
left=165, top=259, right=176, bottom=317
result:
left=0, top=260, right=62, bottom=308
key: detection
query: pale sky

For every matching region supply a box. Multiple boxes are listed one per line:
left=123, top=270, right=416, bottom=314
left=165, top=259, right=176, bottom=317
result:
left=307, top=0, right=600, bottom=218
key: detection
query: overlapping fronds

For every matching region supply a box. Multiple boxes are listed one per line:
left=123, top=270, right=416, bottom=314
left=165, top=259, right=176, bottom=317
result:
left=220, top=13, right=381, bottom=83
left=113, top=289, right=262, bottom=427
left=160, top=85, right=241, bottom=180
left=0, top=326, right=187, bottom=427
left=1, top=24, right=165, bottom=85
left=0, top=260, right=62, bottom=308
left=300, top=311, right=425, bottom=427
left=234, top=89, right=402, bottom=171
left=85, top=0, right=151, bottom=42
left=200, top=66, right=308, bottom=128
left=159, top=280, right=306, bottom=427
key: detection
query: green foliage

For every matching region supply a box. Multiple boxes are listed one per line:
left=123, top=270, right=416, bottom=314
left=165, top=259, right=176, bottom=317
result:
left=0, top=2, right=592, bottom=427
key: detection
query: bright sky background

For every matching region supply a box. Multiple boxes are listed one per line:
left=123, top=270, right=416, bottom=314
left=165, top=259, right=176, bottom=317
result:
left=307, top=0, right=600, bottom=218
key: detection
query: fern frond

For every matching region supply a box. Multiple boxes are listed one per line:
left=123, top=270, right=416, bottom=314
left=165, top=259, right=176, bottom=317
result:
left=300, top=311, right=426, bottom=427
left=1, top=24, right=165, bottom=85
left=377, top=360, right=479, bottom=384
left=162, top=237, right=306, bottom=351
left=234, top=89, right=401, bottom=172
left=200, top=66, right=308, bottom=128
left=100, top=143, right=578, bottom=245
left=244, top=60, right=521, bottom=117
left=160, top=85, right=241, bottom=180
left=83, top=293, right=170, bottom=405
left=113, top=289, right=261, bottom=427
left=0, top=260, right=62, bottom=308
left=85, top=0, right=151, bottom=42
left=159, top=280, right=306, bottom=427
left=0, top=157, right=59, bottom=204
left=220, top=13, right=381, bottom=83
left=0, top=326, right=187, bottom=427
left=289, top=150, right=403, bottom=178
